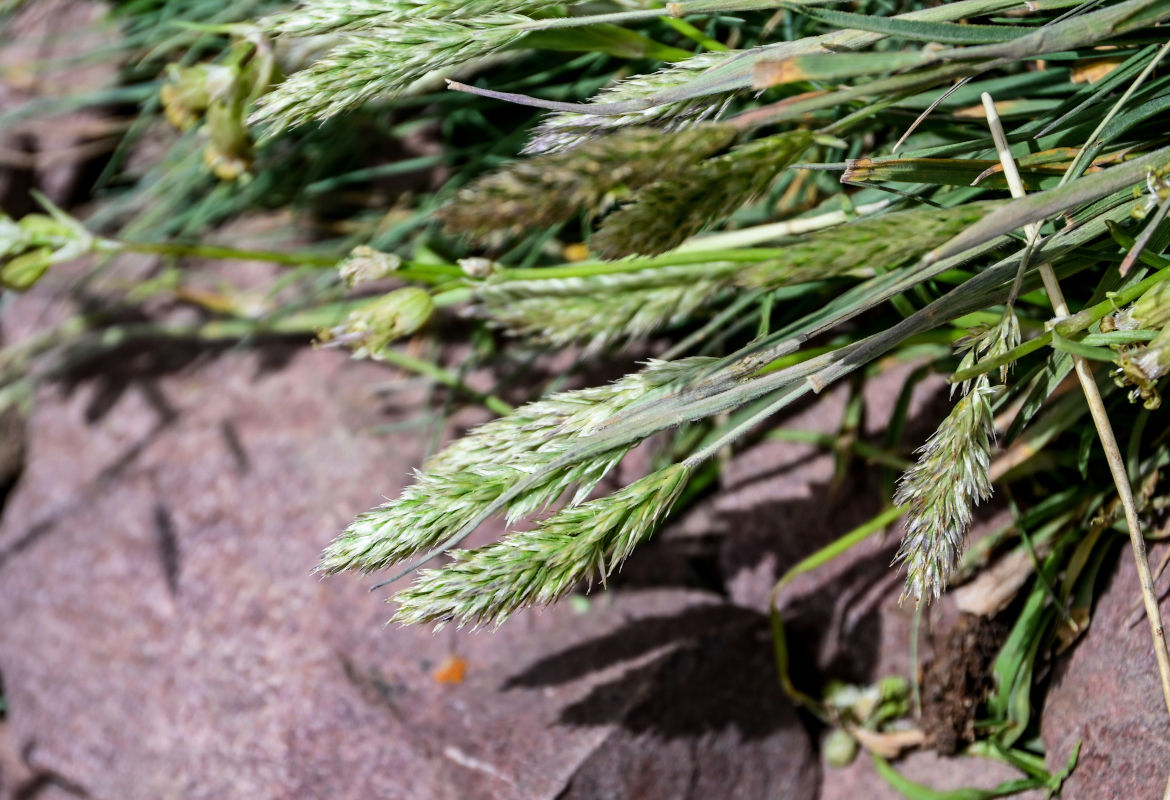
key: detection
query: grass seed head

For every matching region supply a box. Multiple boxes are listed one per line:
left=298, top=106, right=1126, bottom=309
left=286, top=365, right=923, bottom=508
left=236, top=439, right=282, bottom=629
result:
left=894, top=380, right=997, bottom=603
left=391, top=462, right=692, bottom=628
left=590, top=130, right=814, bottom=258
left=438, top=125, right=738, bottom=242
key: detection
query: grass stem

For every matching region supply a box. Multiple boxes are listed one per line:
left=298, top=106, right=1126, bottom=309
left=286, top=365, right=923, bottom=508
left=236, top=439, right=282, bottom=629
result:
left=983, top=91, right=1170, bottom=720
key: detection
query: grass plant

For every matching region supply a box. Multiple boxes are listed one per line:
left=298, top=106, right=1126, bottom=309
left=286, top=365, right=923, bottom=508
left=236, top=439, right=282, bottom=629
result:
left=6, top=0, right=1170, bottom=794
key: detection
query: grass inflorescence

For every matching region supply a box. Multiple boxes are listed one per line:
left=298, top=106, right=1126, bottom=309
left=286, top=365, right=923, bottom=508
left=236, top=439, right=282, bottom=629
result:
left=9, top=0, right=1170, bottom=788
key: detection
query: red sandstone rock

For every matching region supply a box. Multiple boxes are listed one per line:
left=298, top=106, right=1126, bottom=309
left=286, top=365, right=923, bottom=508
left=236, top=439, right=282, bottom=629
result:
left=0, top=344, right=816, bottom=799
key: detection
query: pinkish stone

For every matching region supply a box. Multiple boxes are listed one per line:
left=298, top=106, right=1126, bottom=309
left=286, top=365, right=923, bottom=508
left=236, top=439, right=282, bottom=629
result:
left=0, top=342, right=815, bottom=799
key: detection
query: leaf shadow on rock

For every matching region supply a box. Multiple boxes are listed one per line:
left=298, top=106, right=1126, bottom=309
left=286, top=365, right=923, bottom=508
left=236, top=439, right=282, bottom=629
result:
left=503, top=602, right=799, bottom=741
left=53, top=317, right=302, bottom=426
left=487, top=378, right=969, bottom=798
left=721, top=464, right=904, bottom=686
left=8, top=737, right=90, bottom=800
left=0, top=335, right=304, bottom=572
left=546, top=374, right=957, bottom=715
left=603, top=388, right=880, bottom=597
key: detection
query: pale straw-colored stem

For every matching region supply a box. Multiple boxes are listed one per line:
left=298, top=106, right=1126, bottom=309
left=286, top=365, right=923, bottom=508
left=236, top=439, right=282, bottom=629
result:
left=983, top=92, right=1170, bottom=720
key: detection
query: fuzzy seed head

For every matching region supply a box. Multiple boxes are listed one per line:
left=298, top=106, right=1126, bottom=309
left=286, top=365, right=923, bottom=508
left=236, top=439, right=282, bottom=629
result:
left=894, top=381, right=997, bottom=603
left=319, top=358, right=718, bottom=576
left=474, top=266, right=735, bottom=352
left=524, top=52, right=735, bottom=155
left=391, top=463, right=692, bottom=628
left=590, top=130, right=814, bottom=258
left=438, top=125, right=738, bottom=242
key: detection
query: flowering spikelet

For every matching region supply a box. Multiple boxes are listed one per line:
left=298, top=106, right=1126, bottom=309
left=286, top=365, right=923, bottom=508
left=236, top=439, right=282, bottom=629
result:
left=438, top=125, right=738, bottom=241
left=391, top=463, right=692, bottom=628
left=256, top=0, right=606, bottom=132
left=591, top=130, right=814, bottom=258
left=266, top=0, right=573, bottom=36
left=524, top=52, right=736, bottom=155
left=734, top=203, right=999, bottom=289
left=952, top=311, right=1021, bottom=395
left=253, top=17, right=528, bottom=132
left=0, top=209, right=95, bottom=291
left=317, top=287, right=434, bottom=357
left=467, top=203, right=1002, bottom=349
left=1110, top=280, right=1170, bottom=332
left=319, top=358, right=717, bottom=574
left=894, top=382, right=997, bottom=603
left=474, top=266, right=733, bottom=352
left=894, top=314, right=1016, bottom=602
left=337, top=245, right=402, bottom=287
left=1116, top=326, right=1170, bottom=410
left=1105, top=279, right=1170, bottom=407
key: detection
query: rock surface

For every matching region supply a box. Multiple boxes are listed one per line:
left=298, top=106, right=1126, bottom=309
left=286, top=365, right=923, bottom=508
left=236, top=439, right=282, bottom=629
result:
left=1041, top=543, right=1170, bottom=800
left=8, top=325, right=1166, bottom=798
left=0, top=343, right=816, bottom=799
left=5, top=5, right=1170, bottom=793
left=0, top=0, right=119, bottom=213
